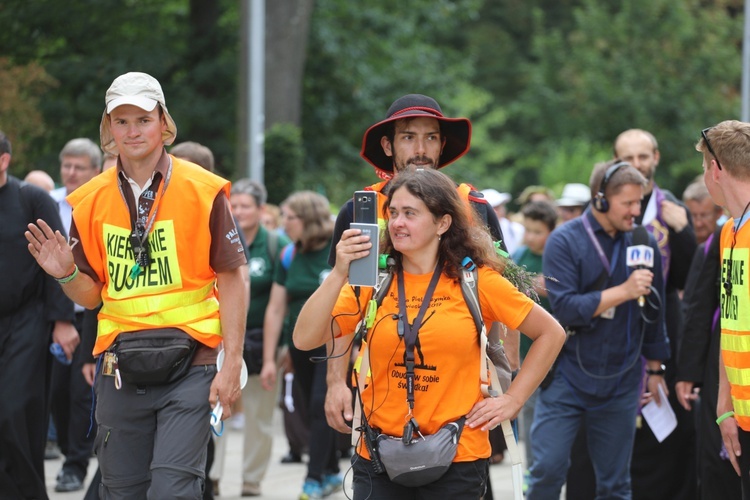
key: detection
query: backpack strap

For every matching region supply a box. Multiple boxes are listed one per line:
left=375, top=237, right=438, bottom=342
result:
left=459, top=258, right=496, bottom=390
left=266, top=229, right=279, bottom=266
left=351, top=267, right=393, bottom=447
left=460, top=258, right=523, bottom=486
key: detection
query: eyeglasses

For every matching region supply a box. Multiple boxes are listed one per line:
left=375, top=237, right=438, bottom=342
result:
left=701, top=128, right=723, bottom=171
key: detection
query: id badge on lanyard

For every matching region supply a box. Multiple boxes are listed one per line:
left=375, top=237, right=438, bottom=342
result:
left=582, top=216, right=621, bottom=320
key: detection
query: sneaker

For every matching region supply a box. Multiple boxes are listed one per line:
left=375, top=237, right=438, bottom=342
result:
left=241, top=481, right=261, bottom=496
left=281, top=451, right=303, bottom=464
left=45, top=440, right=61, bottom=460
left=523, top=470, right=530, bottom=494
left=55, top=471, right=84, bottom=492
left=230, top=412, right=245, bottom=431
left=299, top=478, right=324, bottom=500
left=321, top=474, right=343, bottom=496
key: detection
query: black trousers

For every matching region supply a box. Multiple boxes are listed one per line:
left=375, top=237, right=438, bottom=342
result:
left=50, top=311, right=96, bottom=480
left=0, top=301, right=52, bottom=500
left=290, top=343, right=339, bottom=481
left=695, top=395, right=741, bottom=500
left=739, top=428, right=750, bottom=500
left=282, top=369, right=310, bottom=457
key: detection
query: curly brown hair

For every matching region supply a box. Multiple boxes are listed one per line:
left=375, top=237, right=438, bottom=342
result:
left=381, top=168, right=505, bottom=280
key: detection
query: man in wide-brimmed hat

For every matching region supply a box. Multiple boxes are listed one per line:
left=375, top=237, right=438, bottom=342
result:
left=360, top=93, right=472, bottom=179
left=323, top=93, right=509, bottom=432
left=328, top=93, right=505, bottom=267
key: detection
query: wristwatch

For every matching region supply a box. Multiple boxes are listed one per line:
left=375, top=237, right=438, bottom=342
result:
left=646, top=364, right=666, bottom=376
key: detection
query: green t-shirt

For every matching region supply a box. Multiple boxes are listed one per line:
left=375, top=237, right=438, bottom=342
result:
left=273, top=241, right=332, bottom=345
left=246, top=226, right=291, bottom=329
left=513, top=246, right=551, bottom=361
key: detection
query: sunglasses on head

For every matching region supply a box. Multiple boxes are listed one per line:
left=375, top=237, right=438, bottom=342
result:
left=701, top=128, right=723, bottom=171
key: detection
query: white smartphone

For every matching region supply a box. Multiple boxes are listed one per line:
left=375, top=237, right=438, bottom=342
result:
left=348, top=222, right=379, bottom=287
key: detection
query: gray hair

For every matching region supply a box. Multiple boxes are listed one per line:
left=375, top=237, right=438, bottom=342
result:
left=170, top=141, right=215, bottom=172
left=682, top=180, right=710, bottom=203
left=59, top=138, right=102, bottom=169
left=231, top=178, right=267, bottom=207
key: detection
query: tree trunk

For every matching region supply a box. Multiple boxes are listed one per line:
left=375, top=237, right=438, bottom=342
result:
left=264, top=0, right=315, bottom=127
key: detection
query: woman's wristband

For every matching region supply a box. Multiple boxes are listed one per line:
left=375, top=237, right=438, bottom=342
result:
left=55, top=265, right=79, bottom=284
left=716, top=411, right=735, bottom=426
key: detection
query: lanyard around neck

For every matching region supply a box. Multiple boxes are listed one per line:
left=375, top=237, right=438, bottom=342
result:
left=582, top=214, right=621, bottom=276
left=397, top=261, right=443, bottom=412
left=117, top=157, right=173, bottom=277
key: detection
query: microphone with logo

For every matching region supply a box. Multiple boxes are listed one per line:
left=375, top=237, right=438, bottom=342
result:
left=626, top=226, right=654, bottom=307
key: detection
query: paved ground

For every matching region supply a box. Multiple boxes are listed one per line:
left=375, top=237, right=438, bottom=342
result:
left=46, top=409, right=521, bottom=499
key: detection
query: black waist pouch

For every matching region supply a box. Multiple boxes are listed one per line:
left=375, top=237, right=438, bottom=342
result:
left=113, top=329, right=198, bottom=386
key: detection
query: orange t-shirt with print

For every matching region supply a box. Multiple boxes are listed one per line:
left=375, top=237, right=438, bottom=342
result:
left=333, top=265, right=534, bottom=462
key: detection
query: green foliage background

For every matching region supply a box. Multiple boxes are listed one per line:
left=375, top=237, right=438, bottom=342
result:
left=0, top=0, right=743, bottom=209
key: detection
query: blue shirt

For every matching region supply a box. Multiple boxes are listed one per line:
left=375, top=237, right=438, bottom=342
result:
left=542, top=210, right=670, bottom=398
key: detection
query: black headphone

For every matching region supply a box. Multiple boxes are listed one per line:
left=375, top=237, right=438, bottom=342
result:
left=592, top=160, right=630, bottom=213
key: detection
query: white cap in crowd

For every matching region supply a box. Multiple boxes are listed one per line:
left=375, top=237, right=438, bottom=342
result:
left=481, top=188, right=512, bottom=208
left=556, top=183, right=590, bottom=208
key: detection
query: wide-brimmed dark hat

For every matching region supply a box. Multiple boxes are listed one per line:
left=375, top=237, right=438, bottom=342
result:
left=360, top=94, right=471, bottom=176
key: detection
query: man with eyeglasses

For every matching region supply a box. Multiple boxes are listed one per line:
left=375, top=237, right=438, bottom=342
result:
left=700, top=120, right=750, bottom=499
left=48, top=138, right=102, bottom=492
left=612, top=128, right=698, bottom=500
left=683, top=179, right=725, bottom=245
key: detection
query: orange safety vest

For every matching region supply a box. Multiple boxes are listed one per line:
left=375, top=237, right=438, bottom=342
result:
left=67, top=156, right=228, bottom=355
left=720, top=220, right=750, bottom=430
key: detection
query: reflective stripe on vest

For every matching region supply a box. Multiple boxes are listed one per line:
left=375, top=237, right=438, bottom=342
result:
left=720, top=221, right=750, bottom=430
left=95, top=282, right=221, bottom=353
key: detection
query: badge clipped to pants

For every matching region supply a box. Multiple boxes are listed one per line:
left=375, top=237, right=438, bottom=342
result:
left=102, top=352, right=117, bottom=376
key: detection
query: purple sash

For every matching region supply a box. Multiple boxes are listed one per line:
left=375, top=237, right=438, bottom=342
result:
left=643, top=186, right=671, bottom=280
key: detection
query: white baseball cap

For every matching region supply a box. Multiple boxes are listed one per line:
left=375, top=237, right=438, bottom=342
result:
left=557, top=183, right=591, bottom=207
left=557, top=182, right=591, bottom=207
left=99, top=72, right=177, bottom=155
left=481, top=188, right=512, bottom=208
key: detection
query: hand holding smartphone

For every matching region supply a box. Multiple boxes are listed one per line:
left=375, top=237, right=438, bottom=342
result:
left=349, top=191, right=379, bottom=287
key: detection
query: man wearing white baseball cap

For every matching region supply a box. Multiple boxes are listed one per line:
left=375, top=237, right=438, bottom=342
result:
left=482, top=188, right=525, bottom=255
left=26, top=72, right=248, bottom=498
left=556, top=183, right=591, bottom=222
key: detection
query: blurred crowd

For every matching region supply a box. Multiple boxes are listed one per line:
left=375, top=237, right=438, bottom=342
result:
left=0, top=82, right=739, bottom=500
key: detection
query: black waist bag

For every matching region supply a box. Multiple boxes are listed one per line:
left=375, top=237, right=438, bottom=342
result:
left=113, top=329, right=198, bottom=386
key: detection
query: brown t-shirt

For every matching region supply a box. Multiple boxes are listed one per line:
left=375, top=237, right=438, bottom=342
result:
left=70, top=151, right=246, bottom=364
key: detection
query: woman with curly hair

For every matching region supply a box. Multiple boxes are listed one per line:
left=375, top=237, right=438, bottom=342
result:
left=294, top=168, right=565, bottom=499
